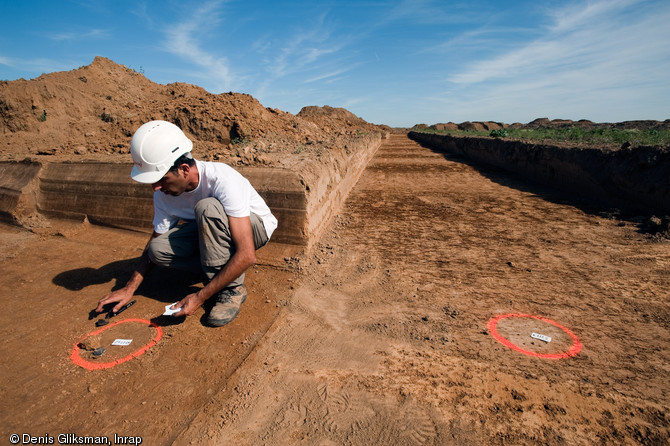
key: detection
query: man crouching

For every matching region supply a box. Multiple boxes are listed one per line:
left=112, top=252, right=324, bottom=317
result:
left=95, top=120, right=277, bottom=326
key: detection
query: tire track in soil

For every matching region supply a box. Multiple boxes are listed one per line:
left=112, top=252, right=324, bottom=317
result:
left=176, top=133, right=670, bottom=445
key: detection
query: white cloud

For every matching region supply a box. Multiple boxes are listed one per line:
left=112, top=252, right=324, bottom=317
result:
left=163, top=0, right=233, bottom=91
left=382, top=0, right=471, bottom=26
left=547, top=0, right=642, bottom=33
left=267, top=13, right=340, bottom=79
left=303, top=64, right=362, bottom=84
left=251, top=9, right=365, bottom=106
left=441, top=0, right=670, bottom=121
left=47, top=28, right=110, bottom=41
left=449, top=0, right=670, bottom=85
left=342, top=96, right=368, bottom=109
left=0, top=55, right=71, bottom=76
left=302, top=47, right=338, bottom=65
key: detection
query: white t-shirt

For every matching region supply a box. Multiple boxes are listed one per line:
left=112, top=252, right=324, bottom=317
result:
left=152, top=160, right=278, bottom=238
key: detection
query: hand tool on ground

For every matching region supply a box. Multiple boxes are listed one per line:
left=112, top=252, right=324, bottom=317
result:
left=95, top=300, right=136, bottom=327
left=92, top=347, right=106, bottom=358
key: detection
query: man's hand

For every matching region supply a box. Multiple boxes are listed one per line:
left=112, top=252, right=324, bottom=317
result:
left=95, top=288, right=134, bottom=313
left=95, top=232, right=159, bottom=315
left=170, top=216, right=256, bottom=319
left=172, top=292, right=207, bottom=317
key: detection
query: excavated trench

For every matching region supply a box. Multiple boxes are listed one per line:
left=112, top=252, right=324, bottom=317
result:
left=0, top=133, right=383, bottom=248
left=3, top=132, right=667, bottom=247
left=1, top=132, right=669, bottom=444
left=0, top=133, right=382, bottom=443
left=409, top=131, right=670, bottom=217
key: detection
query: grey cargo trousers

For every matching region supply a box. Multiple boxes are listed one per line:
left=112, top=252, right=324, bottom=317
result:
left=147, top=197, right=269, bottom=287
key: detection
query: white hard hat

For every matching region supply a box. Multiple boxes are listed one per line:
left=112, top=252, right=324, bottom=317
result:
left=130, top=120, right=193, bottom=183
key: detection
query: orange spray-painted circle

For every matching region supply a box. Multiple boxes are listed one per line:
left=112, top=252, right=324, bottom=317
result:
left=71, top=318, right=162, bottom=371
left=487, top=313, right=582, bottom=359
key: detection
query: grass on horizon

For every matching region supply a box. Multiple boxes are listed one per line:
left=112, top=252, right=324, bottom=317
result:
left=414, top=126, right=670, bottom=148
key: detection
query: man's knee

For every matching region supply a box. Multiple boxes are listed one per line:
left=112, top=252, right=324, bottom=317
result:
left=195, top=197, right=226, bottom=221
left=147, top=236, right=170, bottom=267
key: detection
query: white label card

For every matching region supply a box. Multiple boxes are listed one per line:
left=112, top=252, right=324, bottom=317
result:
left=531, top=332, right=551, bottom=343
left=112, top=339, right=133, bottom=346
left=164, top=303, right=182, bottom=316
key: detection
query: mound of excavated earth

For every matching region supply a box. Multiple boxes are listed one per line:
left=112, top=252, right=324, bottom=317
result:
left=417, top=117, right=670, bottom=138
left=0, top=56, right=385, bottom=166
left=0, top=57, right=387, bottom=247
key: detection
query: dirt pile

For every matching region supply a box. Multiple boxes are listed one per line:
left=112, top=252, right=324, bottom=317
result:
left=0, top=56, right=382, bottom=166
left=521, top=117, right=670, bottom=131
left=298, top=105, right=385, bottom=134
left=418, top=118, right=670, bottom=133
left=415, top=121, right=506, bottom=132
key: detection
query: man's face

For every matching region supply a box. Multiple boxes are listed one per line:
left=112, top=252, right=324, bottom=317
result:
left=152, top=169, right=188, bottom=196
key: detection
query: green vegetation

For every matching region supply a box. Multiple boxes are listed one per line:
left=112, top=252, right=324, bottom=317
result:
left=489, top=129, right=508, bottom=138
left=231, top=137, right=250, bottom=146
left=414, top=126, right=670, bottom=148
left=39, top=110, right=47, bottom=122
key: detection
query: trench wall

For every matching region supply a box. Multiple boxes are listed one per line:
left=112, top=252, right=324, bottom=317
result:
left=409, top=132, right=670, bottom=216
left=0, top=134, right=381, bottom=248
left=0, top=161, right=42, bottom=225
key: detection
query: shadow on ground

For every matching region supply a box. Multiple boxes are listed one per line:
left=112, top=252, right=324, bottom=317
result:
left=52, top=258, right=204, bottom=304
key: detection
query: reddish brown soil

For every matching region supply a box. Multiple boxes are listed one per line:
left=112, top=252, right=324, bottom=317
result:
left=1, top=134, right=668, bottom=444
left=0, top=220, right=293, bottom=442
left=0, top=57, right=384, bottom=170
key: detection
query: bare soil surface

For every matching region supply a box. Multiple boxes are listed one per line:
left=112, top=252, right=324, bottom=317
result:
left=0, top=221, right=293, bottom=443
left=2, top=134, right=668, bottom=445
left=173, top=134, right=669, bottom=445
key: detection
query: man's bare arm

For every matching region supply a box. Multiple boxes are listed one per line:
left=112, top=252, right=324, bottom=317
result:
left=95, top=231, right=160, bottom=313
left=173, top=216, right=255, bottom=316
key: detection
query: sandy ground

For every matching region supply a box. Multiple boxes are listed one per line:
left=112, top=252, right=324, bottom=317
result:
left=1, top=134, right=669, bottom=445
left=0, top=222, right=294, bottom=443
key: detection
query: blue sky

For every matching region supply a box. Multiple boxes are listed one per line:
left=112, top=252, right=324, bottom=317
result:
left=1, top=0, right=668, bottom=127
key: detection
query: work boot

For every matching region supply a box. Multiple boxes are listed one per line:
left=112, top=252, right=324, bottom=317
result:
left=207, top=284, right=247, bottom=327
